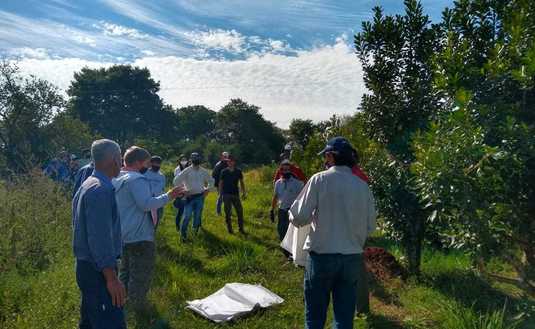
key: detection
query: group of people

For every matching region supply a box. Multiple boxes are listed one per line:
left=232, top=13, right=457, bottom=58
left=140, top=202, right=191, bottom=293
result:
left=43, top=149, right=92, bottom=184
left=71, top=136, right=376, bottom=329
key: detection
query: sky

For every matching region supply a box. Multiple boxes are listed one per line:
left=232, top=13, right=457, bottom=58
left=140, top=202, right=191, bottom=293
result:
left=1, top=0, right=452, bottom=128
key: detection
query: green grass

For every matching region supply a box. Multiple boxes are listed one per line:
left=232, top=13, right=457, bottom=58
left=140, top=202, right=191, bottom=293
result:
left=1, top=170, right=534, bottom=328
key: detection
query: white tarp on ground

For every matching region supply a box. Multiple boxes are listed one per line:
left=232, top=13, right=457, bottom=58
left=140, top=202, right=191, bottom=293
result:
left=281, top=223, right=311, bottom=267
left=186, top=283, right=284, bottom=323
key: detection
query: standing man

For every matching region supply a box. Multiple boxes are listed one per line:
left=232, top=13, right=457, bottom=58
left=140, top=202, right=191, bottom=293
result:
left=173, top=152, right=214, bottom=241
left=273, top=153, right=307, bottom=183
left=212, top=151, right=229, bottom=215
left=72, top=139, right=126, bottom=328
left=271, top=159, right=304, bottom=254
left=173, top=155, right=189, bottom=232
left=113, top=146, right=183, bottom=315
left=145, top=156, right=166, bottom=224
left=289, top=137, right=376, bottom=329
left=78, top=149, right=92, bottom=168
left=219, top=155, right=246, bottom=234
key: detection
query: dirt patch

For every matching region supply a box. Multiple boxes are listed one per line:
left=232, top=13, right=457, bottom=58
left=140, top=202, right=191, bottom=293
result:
left=364, top=247, right=406, bottom=281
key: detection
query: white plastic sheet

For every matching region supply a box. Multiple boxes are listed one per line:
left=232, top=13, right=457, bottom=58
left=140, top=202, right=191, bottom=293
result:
left=186, top=283, right=284, bottom=323
left=281, top=223, right=310, bottom=267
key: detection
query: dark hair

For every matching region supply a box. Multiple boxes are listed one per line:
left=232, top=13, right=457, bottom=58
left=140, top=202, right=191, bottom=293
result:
left=332, top=150, right=356, bottom=168
left=124, top=146, right=151, bottom=166
left=151, top=155, right=162, bottom=163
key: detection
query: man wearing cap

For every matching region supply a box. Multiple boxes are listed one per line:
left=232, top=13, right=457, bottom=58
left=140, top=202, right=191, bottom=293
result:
left=173, top=152, right=214, bottom=241
left=145, top=155, right=166, bottom=224
left=271, top=159, right=304, bottom=255
left=289, top=137, right=377, bottom=329
left=212, top=151, right=230, bottom=215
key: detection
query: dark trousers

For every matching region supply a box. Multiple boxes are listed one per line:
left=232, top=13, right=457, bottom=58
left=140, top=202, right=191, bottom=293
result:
left=118, top=241, right=155, bottom=313
left=222, top=194, right=244, bottom=232
left=76, top=260, right=126, bottom=329
left=277, top=209, right=290, bottom=242
left=304, top=252, right=365, bottom=329
left=174, top=198, right=185, bottom=230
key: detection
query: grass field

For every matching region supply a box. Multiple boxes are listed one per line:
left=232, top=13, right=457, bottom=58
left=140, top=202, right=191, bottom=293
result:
left=1, top=168, right=534, bottom=328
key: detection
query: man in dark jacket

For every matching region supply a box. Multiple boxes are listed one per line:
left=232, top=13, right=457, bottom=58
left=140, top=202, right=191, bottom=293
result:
left=212, top=151, right=229, bottom=215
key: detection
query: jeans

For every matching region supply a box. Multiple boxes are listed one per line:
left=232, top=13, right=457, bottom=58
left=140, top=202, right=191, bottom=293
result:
left=174, top=198, right=185, bottom=230
left=76, top=260, right=126, bottom=329
left=181, top=194, right=205, bottom=238
left=304, top=252, right=364, bottom=329
left=216, top=193, right=223, bottom=215
left=277, top=209, right=290, bottom=242
left=222, top=194, right=244, bottom=233
left=118, top=241, right=155, bottom=313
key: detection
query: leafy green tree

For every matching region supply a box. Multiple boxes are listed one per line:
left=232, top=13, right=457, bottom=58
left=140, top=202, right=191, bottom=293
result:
left=354, top=0, right=441, bottom=274
left=288, top=119, right=316, bottom=149
left=176, top=105, right=216, bottom=141
left=67, top=65, right=168, bottom=146
left=216, top=99, right=284, bottom=164
left=0, top=62, right=64, bottom=173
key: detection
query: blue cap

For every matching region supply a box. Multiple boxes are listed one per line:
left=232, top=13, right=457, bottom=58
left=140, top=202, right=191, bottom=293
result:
left=318, top=137, right=355, bottom=155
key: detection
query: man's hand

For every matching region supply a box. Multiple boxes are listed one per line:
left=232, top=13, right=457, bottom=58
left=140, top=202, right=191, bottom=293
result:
left=102, top=268, right=126, bottom=307
left=168, top=186, right=185, bottom=199
left=270, top=209, right=275, bottom=222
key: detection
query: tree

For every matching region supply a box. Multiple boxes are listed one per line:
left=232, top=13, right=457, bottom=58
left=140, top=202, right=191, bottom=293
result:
left=0, top=61, right=64, bottom=173
left=354, top=0, right=441, bottom=275
left=176, top=105, right=217, bottom=141
left=67, top=65, right=167, bottom=146
left=288, top=119, right=316, bottom=149
left=216, top=99, right=284, bottom=164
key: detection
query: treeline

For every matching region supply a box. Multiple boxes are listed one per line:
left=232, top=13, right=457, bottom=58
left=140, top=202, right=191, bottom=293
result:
left=0, top=63, right=285, bottom=175
left=290, top=0, right=534, bottom=294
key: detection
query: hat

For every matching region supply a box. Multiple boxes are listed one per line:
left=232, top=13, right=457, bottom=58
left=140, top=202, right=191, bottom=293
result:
left=222, top=151, right=230, bottom=159
left=318, top=137, right=355, bottom=156
left=190, top=152, right=201, bottom=160
left=151, top=155, right=162, bottom=163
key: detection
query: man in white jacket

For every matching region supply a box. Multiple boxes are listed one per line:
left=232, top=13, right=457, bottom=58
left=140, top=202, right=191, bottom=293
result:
left=289, top=137, right=376, bottom=329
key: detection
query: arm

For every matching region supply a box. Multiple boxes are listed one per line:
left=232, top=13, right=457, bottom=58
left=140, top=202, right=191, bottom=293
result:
left=204, top=170, right=215, bottom=190
left=288, top=177, right=318, bottom=227
left=129, top=178, right=169, bottom=211
left=219, top=180, right=224, bottom=195
left=240, top=178, right=246, bottom=197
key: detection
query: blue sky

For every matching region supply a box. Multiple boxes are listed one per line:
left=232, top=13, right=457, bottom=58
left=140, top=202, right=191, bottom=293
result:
left=1, top=0, right=452, bottom=127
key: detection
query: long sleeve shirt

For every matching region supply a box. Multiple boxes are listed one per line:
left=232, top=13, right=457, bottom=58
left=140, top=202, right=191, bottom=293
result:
left=173, top=166, right=214, bottom=195
left=145, top=169, right=166, bottom=196
left=289, top=166, right=377, bottom=255
left=72, top=170, right=122, bottom=271
left=113, top=170, right=170, bottom=244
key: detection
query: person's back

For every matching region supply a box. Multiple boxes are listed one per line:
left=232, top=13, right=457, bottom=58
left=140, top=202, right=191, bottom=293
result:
left=296, top=166, right=375, bottom=254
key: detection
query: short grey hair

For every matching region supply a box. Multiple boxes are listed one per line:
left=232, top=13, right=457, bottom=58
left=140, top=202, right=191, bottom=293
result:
left=91, top=139, right=121, bottom=164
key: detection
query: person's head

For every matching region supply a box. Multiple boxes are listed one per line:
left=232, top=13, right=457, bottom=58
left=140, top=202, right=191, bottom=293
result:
left=280, top=152, right=289, bottom=161
left=318, top=137, right=356, bottom=168
left=178, top=154, right=188, bottom=167
left=91, top=139, right=122, bottom=178
left=124, top=146, right=151, bottom=174
left=150, top=156, right=162, bottom=172
left=190, top=152, right=201, bottom=166
left=82, top=149, right=91, bottom=159
left=227, top=155, right=236, bottom=168
left=280, top=159, right=292, bottom=179
left=221, top=151, right=229, bottom=161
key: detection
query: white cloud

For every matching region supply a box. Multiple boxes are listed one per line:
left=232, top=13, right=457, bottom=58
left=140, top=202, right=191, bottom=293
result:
left=73, top=35, right=97, bottom=47
left=8, top=48, right=51, bottom=60
left=96, top=22, right=146, bottom=39
left=15, top=38, right=365, bottom=128
left=184, top=29, right=246, bottom=52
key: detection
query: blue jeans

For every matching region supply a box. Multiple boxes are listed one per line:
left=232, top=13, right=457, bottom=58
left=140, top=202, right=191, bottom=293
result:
left=181, top=194, right=205, bottom=238
left=76, top=260, right=126, bottom=329
left=304, top=252, right=364, bottom=329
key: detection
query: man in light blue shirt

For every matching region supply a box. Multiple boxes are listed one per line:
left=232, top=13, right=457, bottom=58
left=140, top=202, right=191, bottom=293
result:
left=113, top=146, right=183, bottom=314
left=72, top=139, right=126, bottom=329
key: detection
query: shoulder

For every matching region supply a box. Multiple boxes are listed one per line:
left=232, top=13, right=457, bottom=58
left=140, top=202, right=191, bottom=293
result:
left=84, top=178, right=113, bottom=201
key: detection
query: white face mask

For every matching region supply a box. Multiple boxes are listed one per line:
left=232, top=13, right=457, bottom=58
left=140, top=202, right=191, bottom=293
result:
left=180, top=161, right=188, bottom=166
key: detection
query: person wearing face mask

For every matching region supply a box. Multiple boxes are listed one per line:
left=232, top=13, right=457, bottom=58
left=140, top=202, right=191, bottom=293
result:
left=113, top=146, right=184, bottom=315
left=173, top=155, right=189, bottom=231
left=145, top=156, right=166, bottom=225
left=173, top=152, right=214, bottom=241
left=271, top=159, right=304, bottom=256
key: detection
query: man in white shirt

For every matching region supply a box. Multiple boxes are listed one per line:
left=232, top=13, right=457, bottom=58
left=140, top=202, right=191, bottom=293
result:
left=173, top=152, right=214, bottom=241
left=289, top=137, right=376, bottom=329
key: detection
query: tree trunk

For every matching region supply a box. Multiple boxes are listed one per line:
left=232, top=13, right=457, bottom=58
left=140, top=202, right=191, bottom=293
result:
left=406, top=214, right=425, bottom=276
